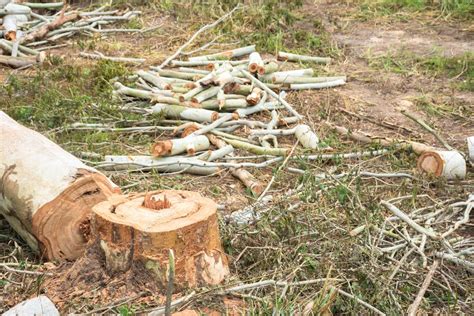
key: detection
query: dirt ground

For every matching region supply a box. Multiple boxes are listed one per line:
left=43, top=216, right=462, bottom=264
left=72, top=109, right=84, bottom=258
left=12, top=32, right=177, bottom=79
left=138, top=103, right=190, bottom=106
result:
left=1, top=0, right=473, bottom=314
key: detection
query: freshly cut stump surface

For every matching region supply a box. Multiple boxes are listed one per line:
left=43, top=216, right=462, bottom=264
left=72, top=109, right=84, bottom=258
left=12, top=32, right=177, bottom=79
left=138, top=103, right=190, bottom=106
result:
left=92, top=190, right=229, bottom=289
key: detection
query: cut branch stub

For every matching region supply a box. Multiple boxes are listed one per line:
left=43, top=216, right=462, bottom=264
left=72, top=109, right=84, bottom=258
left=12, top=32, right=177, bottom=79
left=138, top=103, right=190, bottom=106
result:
left=92, top=190, right=229, bottom=289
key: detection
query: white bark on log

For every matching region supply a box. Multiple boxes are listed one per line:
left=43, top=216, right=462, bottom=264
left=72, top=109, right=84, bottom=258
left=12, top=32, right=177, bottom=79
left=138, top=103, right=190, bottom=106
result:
left=150, top=104, right=218, bottom=123
left=246, top=87, right=262, bottom=106
left=208, top=135, right=264, bottom=196
left=136, top=71, right=171, bottom=90
left=151, top=135, right=210, bottom=157
left=259, top=69, right=314, bottom=83
left=275, top=76, right=346, bottom=84
left=79, top=52, right=145, bottom=64
left=3, top=295, right=59, bottom=316
left=248, top=52, right=264, bottom=74
left=0, top=52, right=44, bottom=68
left=290, top=79, right=346, bottom=90
left=201, top=98, right=248, bottom=110
left=277, top=51, right=331, bottom=64
left=295, top=124, right=319, bottom=149
left=192, top=86, right=220, bottom=103
left=0, top=111, right=119, bottom=260
left=260, top=61, right=279, bottom=75
left=103, top=155, right=220, bottom=175
left=240, top=70, right=302, bottom=119
left=189, top=45, right=255, bottom=61
left=417, top=150, right=466, bottom=180
left=157, top=69, right=204, bottom=81
left=92, top=190, right=229, bottom=288
left=467, top=136, right=474, bottom=161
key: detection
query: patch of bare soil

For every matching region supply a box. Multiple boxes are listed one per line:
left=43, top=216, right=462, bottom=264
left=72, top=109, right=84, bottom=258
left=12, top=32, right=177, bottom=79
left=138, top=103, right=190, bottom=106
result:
left=302, top=0, right=473, bottom=149
left=40, top=242, right=162, bottom=312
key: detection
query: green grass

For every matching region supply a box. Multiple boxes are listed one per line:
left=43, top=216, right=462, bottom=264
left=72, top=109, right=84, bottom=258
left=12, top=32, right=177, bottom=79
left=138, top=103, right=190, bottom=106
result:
left=146, top=0, right=339, bottom=57
left=368, top=51, right=473, bottom=90
left=359, top=0, right=473, bottom=19
left=2, top=57, right=129, bottom=127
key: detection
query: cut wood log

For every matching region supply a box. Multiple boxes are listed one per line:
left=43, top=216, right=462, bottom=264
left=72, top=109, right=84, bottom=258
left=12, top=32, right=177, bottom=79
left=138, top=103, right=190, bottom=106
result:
left=136, top=70, right=171, bottom=90
left=150, top=104, right=219, bottom=123
left=261, top=61, right=279, bottom=75
left=259, top=69, right=315, bottom=83
left=277, top=51, right=331, bottom=64
left=324, top=122, right=436, bottom=154
left=248, top=52, right=263, bottom=74
left=208, top=135, right=264, bottom=196
left=467, top=136, right=474, bottom=161
left=102, top=155, right=220, bottom=175
left=0, top=111, right=119, bottom=260
left=246, top=87, right=262, bottom=106
left=92, top=190, right=229, bottom=288
left=151, top=135, right=210, bottom=157
left=189, top=45, right=255, bottom=61
left=3, top=295, right=59, bottom=316
left=295, top=124, right=319, bottom=149
left=417, top=150, right=466, bottom=179
left=0, top=52, right=45, bottom=68
left=21, top=6, right=79, bottom=43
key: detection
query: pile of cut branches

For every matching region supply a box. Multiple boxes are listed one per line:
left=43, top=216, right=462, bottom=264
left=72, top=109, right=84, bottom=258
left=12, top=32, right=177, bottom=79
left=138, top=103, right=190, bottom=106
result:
left=0, top=1, right=150, bottom=68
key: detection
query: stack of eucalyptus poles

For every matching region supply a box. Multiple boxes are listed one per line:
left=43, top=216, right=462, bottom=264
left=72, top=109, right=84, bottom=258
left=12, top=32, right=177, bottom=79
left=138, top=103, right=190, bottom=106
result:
left=100, top=45, right=353, bottom=196
left=0, top=1, right=145, bottom=68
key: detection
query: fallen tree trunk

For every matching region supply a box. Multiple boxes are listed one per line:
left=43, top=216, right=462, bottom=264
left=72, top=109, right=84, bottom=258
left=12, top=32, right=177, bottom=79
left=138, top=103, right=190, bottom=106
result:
left=92, top=190, right=229, bottom=288
left=0, top=111, right=119, bottom=260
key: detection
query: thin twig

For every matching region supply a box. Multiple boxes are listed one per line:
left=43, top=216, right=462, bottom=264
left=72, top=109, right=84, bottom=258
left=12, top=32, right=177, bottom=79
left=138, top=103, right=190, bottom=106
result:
left=333, top=287, right=386, bottom=316
left=407, top=260, right=440, bottom=316
left=401, top=110, right=453, bottom=151
left=156, top=5, right=240, bottom=70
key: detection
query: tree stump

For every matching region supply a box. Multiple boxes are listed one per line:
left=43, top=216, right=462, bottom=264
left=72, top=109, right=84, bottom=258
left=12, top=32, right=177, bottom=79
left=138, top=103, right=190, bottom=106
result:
left=92, top=190, right=229, bottom=289
left=0, top=111, right=119, bottom=260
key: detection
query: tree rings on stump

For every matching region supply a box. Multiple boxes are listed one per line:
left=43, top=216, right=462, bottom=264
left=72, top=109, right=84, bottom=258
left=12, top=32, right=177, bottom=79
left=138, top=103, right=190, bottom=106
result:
left=92, top=190, right=229, bottom=289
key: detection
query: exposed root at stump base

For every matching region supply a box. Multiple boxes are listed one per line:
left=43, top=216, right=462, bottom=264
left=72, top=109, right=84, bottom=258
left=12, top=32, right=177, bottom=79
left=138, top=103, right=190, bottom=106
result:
left=43, top=242, right=162, bottom=311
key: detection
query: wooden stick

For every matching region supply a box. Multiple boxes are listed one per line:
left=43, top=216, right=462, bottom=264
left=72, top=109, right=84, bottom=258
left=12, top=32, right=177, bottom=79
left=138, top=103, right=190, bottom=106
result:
left=207, top=135, right=263, bottom=196
left=22, top=7, right=80, bottom=43
left=165, top=249, right=175, bottom=316
left=277, top=51, right=331, bottom=64
left=401, top=110, right=453, bottom=151
left=333, top=287, right=386, bottom=316
left=156, top=5, right=240, bottom=69
left=407, top=260, right=440, bottom=316
left=466, top=136, right=474, bottom=161
left=22, top=2, right=64, bottom=9
left=434, top=252, right=474, bottom=272
left=0, top=53, right=44, bottom=68
left=79, top=51, right=145, bottom=64
left=324, top=122, right=436, bottom=154
left=380, top=201, right=440, bottom=239
left=223, top=138, right=289, bottom=156
left=240, top=69, right=302, bottom=119
left=189, top=45, right=255, bottom=61
left=290, top=79, right=346, bottom=90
